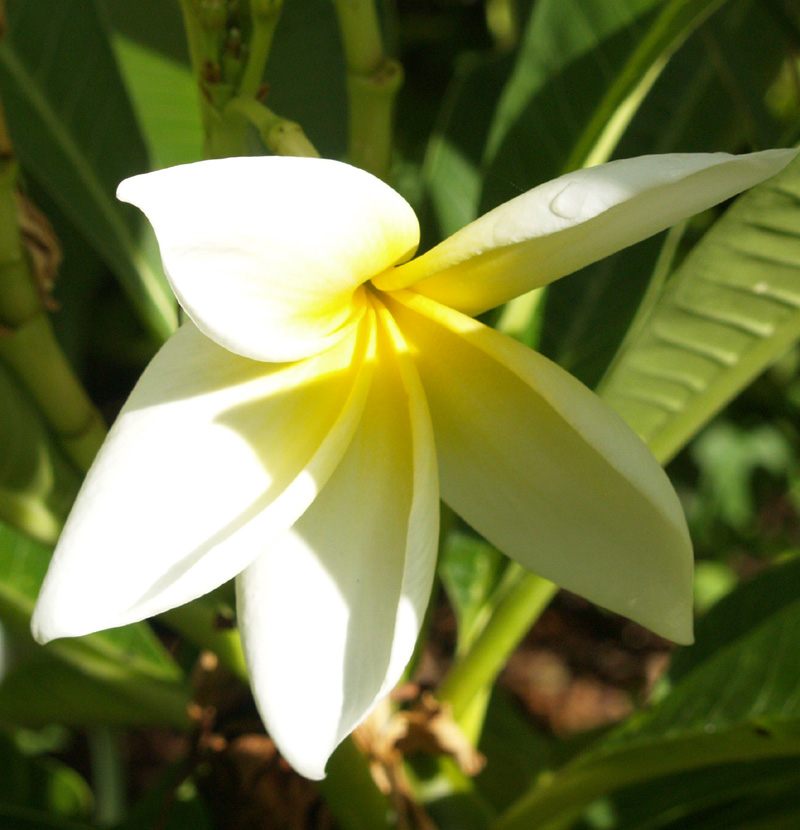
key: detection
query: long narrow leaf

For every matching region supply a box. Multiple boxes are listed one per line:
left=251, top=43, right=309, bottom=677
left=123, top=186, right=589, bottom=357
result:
left=0, top=0, right=177, bottom=340
left=539, top=0, right=791, bottom=388
left=495, top=556, right=800, bottom=830
left=599, top=153, right=800, bottom=463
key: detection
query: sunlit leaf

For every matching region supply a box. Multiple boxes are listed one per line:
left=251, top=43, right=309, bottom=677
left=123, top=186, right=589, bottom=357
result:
left=111, top=35, right=202, bottom=170
left=599, top=153, right=800, bottom=463
left=540, top=0, right=794, bottom=388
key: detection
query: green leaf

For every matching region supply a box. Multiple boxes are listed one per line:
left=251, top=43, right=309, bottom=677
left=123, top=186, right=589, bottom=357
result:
left=481, top=0, right=664, bottom=210
left=111, top=35, right=203, bottom=171
left=539, top=233, right=667, bottom=388
left=599, top=152, right=800, bottom=464
left=0, top=730, right=92, bottom=820
left=0, top=360, right=79, bottom=544
left=573, top=757, right=800, bottom=830
left=476, top=690, right=594, bottom=814
left=536, top=0, right=793, bottom=388
left=101, top=0, right=202, bottom=169
left=495, top=555, right=800, bottom=830
left=0, top=520, right=190, bottom=729
left=422, top=52, right=516, bottom=240
left=0, top=0, right=177, bottom=341
left=614, top=0, right=793, bottom=157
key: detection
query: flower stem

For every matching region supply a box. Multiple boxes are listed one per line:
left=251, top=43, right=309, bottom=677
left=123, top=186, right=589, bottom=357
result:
left=0, top=316, right=107, bottom=473
left=332, top=0, right=402, bottom=180
left=237, top=0, right=284, bottom=100
left=179, top=0, right=291, bottom=160
left=177, top=0, right=219, bottom=140
left=161, top=600, right=249, bottom=684
left=437, top=564, right=557, bottom=724
left=225, top=97, right=319, bottom=157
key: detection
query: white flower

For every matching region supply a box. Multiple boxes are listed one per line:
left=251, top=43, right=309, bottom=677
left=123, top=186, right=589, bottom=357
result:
left=32, top=150, right=796, bottom=778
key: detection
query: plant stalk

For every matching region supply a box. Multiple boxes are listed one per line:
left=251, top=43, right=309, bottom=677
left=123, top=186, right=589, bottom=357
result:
left=237, top=0, right=284, bottom=99
left=437, top=565, right=557, bottom=723
left=332, top=0, right=402, bottom=180
left=225, top=97, right=319, bottom=157
left=0, top=84, right=105, bottom=474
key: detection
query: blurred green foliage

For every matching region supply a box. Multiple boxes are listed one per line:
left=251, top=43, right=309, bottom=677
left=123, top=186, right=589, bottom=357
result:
left=1, top=0, right=800, bottom=827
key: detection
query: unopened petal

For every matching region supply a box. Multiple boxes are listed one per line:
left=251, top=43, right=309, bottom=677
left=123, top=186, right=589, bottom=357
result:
left=377, top=149, right=798, bottom=315
left=388, top=290, right=694, bottom=643
left=237, top=302, right=439, bottom=779
left=118, top=157, right=419, bottom=362
left=32, top=317, right=375, bottom=643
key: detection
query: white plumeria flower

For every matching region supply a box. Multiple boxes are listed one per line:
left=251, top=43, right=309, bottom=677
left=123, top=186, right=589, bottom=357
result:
left=32, top=150, right=796, bottom=779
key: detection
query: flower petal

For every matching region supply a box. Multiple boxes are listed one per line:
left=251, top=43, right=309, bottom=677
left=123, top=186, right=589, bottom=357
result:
left=387, top=290, right=694, bottom=643
left=118, top=157, right=419, bottom=362
left=237, top=300, right=439, bottom=779
left=32, top=317, right=375, bottom=643
left=376, top=150, right=798, bottom=315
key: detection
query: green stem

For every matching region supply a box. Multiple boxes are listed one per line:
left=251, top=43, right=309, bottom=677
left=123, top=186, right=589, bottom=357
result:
left=225, top=97, right=319, bottom=157
left=318, top=738, right=395, bottom=830
left=177, top=0, right=208, bottom=75
left=161, top=600, right=249, bottom=684
left=0, top=147, right=105, bottom=474
left=437, top=565, right=558, bottom=723
left=0, top=316, right=106, bottom=473
left=88, top=727, right=127, bottom=826
left=237, top=0, right=284, bottom=100
left=332, top=0, right=383, bottom=75
left=332, top=0, right=402, bottom=180
left=345, top=61, right=403, bottom=180
left=177, top=0, right=218, bottom=141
